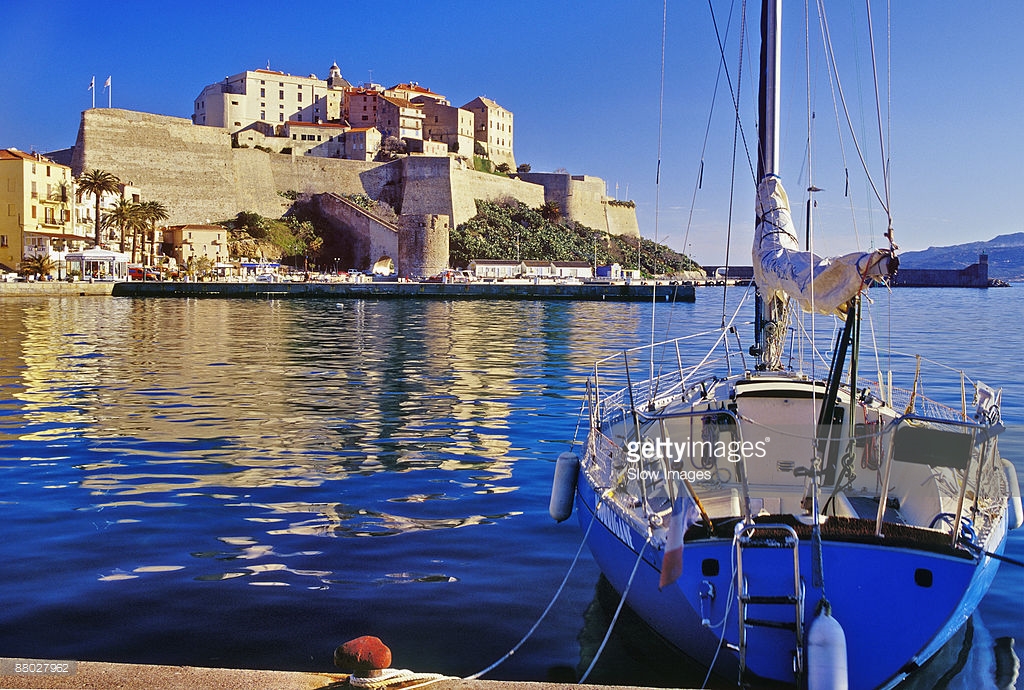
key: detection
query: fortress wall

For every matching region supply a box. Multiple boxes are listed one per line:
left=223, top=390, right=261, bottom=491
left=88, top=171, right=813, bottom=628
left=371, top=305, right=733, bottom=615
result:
left=398, top=214, right=450, bottom=279
left=70, top=109, right=633, bottom=255
left=564, top=175, right=609, bottom=232
left=519, top=172, right=570, bottom=216
left=72, top=109, right=392, bottom=225
left=233, top=148, right=289, bottom=220
left=313, top=193, right=398, bottom=269
left=268, top=154, right=388, bottom=199
left=397, top=159, right=545, bottom=227
left=448, top=166, right=545, bottom=226
left=72, top=109, right=245, bottom=224
left=605, top=203, right=640, bottom=238
left=396, top=157, right=455, bottom=221
left=519, top=172, right=639, bottom=237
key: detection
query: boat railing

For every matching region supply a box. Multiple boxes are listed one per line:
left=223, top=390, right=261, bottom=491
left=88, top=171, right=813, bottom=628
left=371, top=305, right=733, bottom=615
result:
left=875, top=412, right=995, bottom=545
left=589, top=327, right=746, bottom=424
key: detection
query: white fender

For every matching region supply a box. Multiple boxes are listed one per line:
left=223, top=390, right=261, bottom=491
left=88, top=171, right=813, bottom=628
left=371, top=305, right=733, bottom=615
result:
left=1002, top=459, right=1022, bottom=530
left=549, top=452, right=579, bottom=522
left=807, top=605, right=848, bottom=690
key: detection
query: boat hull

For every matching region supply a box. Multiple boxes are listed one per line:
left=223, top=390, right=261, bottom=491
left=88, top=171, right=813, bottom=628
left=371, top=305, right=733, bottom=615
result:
left=575, top=475, right=1005, bottom=689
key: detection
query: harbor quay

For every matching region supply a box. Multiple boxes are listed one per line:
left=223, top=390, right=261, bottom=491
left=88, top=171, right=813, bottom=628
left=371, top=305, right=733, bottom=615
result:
left=0, top=280, right=697, bottom=302
left=110, top=280, right=696, bottom=302
left=0, top=658, right=673, bottom=690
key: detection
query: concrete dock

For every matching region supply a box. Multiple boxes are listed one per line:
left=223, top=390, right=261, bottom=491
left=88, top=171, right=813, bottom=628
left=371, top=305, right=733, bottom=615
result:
left=0, top=279, right=696, bottom=302
left=108, top=280, right=696, bottom=302
left=0, top=658, right=663, bottom=690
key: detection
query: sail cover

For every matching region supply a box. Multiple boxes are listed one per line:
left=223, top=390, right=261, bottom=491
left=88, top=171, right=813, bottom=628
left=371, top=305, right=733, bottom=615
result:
left=753, top=175, right=895, bottom=315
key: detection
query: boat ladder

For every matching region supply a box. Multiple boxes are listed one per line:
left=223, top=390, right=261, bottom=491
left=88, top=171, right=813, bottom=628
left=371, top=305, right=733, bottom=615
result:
left=734, top=522, right=805, bottom=686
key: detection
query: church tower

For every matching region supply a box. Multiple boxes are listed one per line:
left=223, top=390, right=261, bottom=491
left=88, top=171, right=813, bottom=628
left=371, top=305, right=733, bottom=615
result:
left=327, top=62, right=350, bottom=90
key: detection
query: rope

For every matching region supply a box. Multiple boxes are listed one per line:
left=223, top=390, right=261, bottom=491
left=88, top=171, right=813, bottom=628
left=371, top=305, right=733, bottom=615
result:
left=700, top=528, right=741, bottom=689
left=348, top=668, right=449, bottom=689
left=464, top=490, right=608, bottom=680
left=578, top=534, right=653, bottom=684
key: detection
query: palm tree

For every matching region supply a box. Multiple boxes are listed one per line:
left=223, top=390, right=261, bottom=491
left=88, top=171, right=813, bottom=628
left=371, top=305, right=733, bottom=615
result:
left=77, top=169, right=121, bottom=247
left=106, top=198, right=144, bottom=259
left=21, top=253, right=56, bottom=279
left=138, top=200, right=169, bottom=267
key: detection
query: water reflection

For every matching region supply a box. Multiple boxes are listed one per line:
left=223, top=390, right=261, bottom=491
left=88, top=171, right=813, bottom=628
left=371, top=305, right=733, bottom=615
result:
left=2, top=291, right=1017, bottom=683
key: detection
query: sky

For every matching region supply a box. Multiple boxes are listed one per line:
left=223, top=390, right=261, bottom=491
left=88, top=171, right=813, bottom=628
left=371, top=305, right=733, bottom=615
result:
left=2, top=0, right=1023, bottom=264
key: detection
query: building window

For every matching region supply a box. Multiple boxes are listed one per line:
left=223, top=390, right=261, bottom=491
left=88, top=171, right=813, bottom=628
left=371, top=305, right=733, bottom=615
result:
left=260, top=88, right=265, bottom=97
left=279, top=90, right=284, bottom=99
left=0, top=235, right=6, bottom=247
left=297, top=93, right=303, bottom=103
left=279, top=114, right=284, bottom=122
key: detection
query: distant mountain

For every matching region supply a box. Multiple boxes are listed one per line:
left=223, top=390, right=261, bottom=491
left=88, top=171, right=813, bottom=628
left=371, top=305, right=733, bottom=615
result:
left=899, top=232, right=1024, bottom=281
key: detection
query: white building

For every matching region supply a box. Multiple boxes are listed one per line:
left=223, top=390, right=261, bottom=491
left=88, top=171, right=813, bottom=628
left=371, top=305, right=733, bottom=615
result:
left=193, top=63, right=351, bottom=132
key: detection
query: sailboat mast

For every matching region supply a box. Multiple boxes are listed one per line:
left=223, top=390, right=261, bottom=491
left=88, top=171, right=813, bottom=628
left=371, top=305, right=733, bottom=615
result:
left=754, top=0, right=783, bottom=370
left=757, top=0, right=781, bottom=180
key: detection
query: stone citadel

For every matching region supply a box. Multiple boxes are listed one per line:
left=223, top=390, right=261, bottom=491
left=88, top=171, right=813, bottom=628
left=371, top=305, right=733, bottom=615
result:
left=65, top=108, right=639, bottom=277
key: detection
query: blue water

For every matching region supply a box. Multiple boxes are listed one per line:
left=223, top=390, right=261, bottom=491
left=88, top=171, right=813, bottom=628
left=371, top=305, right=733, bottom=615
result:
left=0, top=288, right=1021, bottom=688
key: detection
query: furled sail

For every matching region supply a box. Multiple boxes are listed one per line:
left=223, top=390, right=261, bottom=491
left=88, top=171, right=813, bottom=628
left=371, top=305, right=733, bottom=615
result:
left=753, top=175, right=897, bottom=316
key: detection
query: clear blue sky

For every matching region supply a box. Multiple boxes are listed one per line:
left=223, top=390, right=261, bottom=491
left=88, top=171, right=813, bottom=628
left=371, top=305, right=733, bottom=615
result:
left=2, top=1, right=1022, bottom=264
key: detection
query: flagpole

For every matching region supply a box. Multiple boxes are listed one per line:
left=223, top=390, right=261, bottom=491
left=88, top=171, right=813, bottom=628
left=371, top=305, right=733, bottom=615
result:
left=89, top=76, right=95, bottom=108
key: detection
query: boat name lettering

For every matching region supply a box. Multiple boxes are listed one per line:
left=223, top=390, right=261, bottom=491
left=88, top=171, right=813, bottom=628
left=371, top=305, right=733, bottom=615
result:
left=626, top=437, right=768, bottom=464
left=596, top=502, right=635, bottom=549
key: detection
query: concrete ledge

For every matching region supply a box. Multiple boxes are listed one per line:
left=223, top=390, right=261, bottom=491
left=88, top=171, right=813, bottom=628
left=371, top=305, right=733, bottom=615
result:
left=0, top=658, right=663, bottom=690
left=0, top=281, right=116, bottom=297
left=110, top=281, right=696, bottom=302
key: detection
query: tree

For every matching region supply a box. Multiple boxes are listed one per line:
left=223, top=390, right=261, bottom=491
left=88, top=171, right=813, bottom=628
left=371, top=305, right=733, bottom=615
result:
left=138, top=200, right=169, bottom=266
left=496, top=162, right=511, bottom=174
left=106, top=197, right=144, bottom=259
left=77, top=169, right=121, bottom=247
left=517, top=163, right=532, bottom=174
left=540, top=201, right=562, bottom=222
left=21, top=253, right=56, bottom=278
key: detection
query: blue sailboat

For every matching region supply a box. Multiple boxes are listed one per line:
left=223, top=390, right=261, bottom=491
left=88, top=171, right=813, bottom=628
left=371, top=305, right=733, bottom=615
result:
left=551, top=1, right=1022, bottom=687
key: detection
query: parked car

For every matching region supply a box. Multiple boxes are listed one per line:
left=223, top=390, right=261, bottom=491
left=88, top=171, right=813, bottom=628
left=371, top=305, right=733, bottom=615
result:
left=128, top=266, right=161, bottom=281
left=255, top=273, right=278, bottom=283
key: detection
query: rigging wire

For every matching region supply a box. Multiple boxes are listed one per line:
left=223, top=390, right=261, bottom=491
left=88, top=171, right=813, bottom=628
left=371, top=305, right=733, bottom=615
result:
left=577, top=535, right=652, bottom=684
left=720, top=0, right=747, bottom=328
left=465, top=398, right=593, bottom=681
left=464, top=496, right=603, bottom=680
left=649, top=0, right=669, bottom=385
left=707, top=0, right=759, bottom=187
left=814, top=0, right=894, bottom=242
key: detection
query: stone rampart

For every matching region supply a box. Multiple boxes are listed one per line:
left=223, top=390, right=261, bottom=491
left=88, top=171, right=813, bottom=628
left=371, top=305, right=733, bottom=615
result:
left=73, top=109, right=252, bottom=223
left=605, top=203, right=641, bottom=238
left=71, top=109, right=387, bottom=225
left=312, top=193, right=399, bottom=270
left=519, top=171, right=639, bottom=238
left=892, top=257, right=989, bottom=287
left=398, top=215, right=450, bottom=279
left=70, top=108, right=637, bottom=249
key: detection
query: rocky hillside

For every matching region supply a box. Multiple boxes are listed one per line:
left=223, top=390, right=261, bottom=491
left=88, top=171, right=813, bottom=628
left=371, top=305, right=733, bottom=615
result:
left=899, top=232, right=1024, bottom=281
